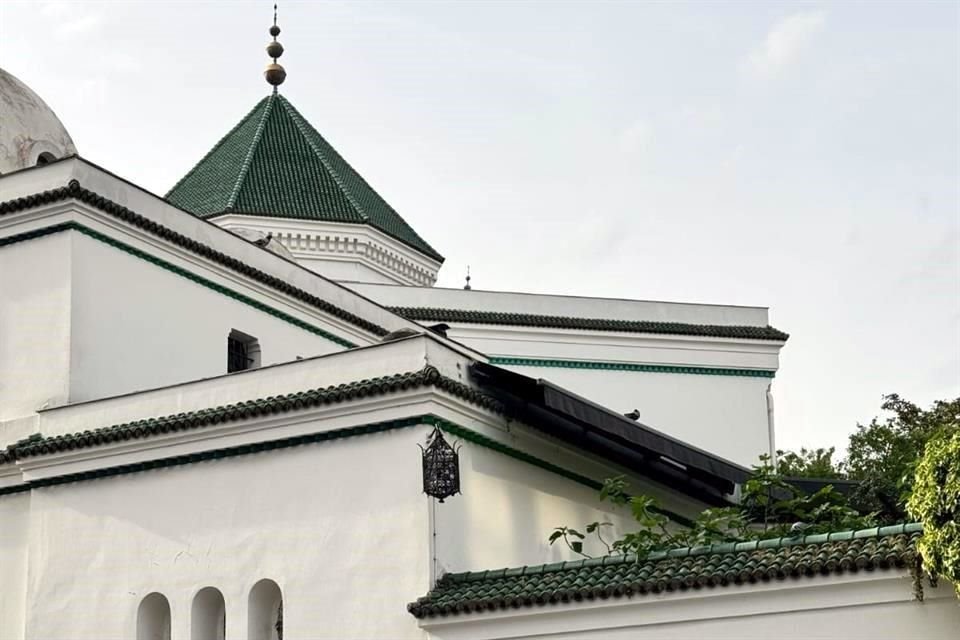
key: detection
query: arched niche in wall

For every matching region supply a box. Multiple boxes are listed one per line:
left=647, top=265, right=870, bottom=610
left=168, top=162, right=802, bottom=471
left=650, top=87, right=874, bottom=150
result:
left=137, top=592, right=171, bottom=640
left=191, top=586, right=226, bottom=640
left=248, top=579, right=283, bottom=640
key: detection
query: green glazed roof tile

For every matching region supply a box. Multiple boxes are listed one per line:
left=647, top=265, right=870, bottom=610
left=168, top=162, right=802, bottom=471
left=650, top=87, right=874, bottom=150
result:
left=408, top=525, right=922, bottom=619
left=389, top=308, right=789, bottom=342
left=0, top=366, right=500, bottom=465
left=166, top=92, right=442, bottom=262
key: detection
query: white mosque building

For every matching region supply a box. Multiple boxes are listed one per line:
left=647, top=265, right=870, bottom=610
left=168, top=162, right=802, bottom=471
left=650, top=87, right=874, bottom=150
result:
left=0, top=16, right=956, bottom=640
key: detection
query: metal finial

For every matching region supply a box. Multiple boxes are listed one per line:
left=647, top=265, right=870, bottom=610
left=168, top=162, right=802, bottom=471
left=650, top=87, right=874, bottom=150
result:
left=264, top=3, right=287, bottom=88
left=464, top=265, right=472, bottom=290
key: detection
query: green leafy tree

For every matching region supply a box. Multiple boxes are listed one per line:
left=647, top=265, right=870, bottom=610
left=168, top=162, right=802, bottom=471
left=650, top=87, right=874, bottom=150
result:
left=845, top=395, right=960, bottom=522
left=907, top=428, right=960, bottom=597
left=776, top=395, right=959, bottom=523
left=775, top=447, right=842, bottom=478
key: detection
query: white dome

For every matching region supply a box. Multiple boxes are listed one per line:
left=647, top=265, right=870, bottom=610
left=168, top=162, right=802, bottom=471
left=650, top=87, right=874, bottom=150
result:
left=0, top=67, right=77, bottom=174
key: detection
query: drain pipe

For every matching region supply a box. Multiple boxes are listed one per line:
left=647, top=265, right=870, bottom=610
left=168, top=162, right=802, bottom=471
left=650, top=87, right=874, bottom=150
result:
left=766, top=382, right=777, bottom=468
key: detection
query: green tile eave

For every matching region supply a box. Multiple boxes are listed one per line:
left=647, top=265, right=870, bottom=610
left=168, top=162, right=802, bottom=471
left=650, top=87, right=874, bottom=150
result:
left=408, top=524, right=923, bottom=619
left=0, top=366, right=497, bottom=465
left=392, top=308, right=789, bottom=342
left=165, top=92, right=443, bottom=262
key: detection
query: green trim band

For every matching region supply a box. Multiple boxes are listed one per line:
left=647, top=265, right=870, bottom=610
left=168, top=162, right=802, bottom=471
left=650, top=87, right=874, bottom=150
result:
left=489, top=357, right=775, bottom=378
left=0, top=413, right=692, bottom=527
left=0, top=221, right=356, bottom=348
left=0, top=179, right=390, bottom=337
left=0, top=416, right=423, bottom=496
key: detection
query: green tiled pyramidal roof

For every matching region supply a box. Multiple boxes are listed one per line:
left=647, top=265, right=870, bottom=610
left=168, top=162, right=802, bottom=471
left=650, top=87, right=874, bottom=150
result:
left=165, top=92, right=443, bottom=262
left=408, top=523, right=922, bottom=619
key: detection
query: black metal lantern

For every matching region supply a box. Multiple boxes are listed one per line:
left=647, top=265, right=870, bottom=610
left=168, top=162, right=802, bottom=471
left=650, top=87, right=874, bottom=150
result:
left=421, top=427, right=461, bottom=502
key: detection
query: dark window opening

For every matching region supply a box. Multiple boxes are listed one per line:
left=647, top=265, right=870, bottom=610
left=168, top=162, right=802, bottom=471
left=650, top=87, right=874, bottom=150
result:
left=228, top=330, right=260, bottom=373
left=36, top=152, right=57, bottom=166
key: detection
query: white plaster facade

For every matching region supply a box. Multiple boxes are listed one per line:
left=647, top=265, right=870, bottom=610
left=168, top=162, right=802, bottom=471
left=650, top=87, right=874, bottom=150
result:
left=2, top=72, right=954, bottom=640
left=0, top=331, right=701, bottom=639
left=0, top=159, right=476, bottom=424
left=352, top=283, right=784, bottom=466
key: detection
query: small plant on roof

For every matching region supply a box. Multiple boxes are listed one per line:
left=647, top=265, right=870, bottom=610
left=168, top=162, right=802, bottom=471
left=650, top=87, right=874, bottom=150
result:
left=549, top=457, right=876, bottom=560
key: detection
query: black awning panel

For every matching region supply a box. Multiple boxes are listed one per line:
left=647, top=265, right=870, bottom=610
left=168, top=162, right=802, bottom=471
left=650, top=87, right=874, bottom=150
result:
left=471, top=362, right=750, bottom=491
left=540, top=382, right=750, bottom=485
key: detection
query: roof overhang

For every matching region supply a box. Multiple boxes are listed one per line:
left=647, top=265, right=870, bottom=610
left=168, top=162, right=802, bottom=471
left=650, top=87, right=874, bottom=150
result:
left=470, top=362, right=750, bottom=505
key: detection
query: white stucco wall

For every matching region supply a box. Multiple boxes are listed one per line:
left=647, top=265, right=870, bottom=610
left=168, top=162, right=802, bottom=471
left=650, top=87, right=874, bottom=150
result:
left=502, top=365, right=773, bottom=466
left=446, top=324, right=779, bottom=466
left=17, top=426, right=432, bottom=640
left=294, top=256, right=404, bottom=285
left=353, top=282, right=783, bottom=467
left=0, top=492, right=29, bottom=640
left=0, top=232, right=72, bottom=421
left=434, top=437, right=697, bottom=577
left=67, top=231, right=342, bottom=404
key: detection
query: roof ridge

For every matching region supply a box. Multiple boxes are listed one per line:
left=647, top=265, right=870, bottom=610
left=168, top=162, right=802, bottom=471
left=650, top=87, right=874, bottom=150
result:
left=164, top=96, right=271, bottom=199
left=275, top=94, right=369, bottom=223
left=225, top=92, right=277, bottom=212
left=442, top=523, right=924, bottom=584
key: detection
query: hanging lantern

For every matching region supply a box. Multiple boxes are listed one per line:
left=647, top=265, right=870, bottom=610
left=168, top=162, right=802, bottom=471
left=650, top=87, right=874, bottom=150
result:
left=420, top=427, right=461, bottom=502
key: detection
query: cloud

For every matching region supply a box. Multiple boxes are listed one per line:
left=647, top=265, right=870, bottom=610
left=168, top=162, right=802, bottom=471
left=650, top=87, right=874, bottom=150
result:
left=54, top=14, right=102, bottom=37
left=619, top=118, right=654, bottom=153
left=745, top=10, right=826, bottom=77
left=41, top=2, right=103, bottom=38
left=40, top=1, right=72, bottom=18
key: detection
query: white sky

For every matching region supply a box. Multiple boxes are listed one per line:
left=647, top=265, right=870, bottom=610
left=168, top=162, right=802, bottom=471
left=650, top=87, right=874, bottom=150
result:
left=1, top=1, right=957, bottom=458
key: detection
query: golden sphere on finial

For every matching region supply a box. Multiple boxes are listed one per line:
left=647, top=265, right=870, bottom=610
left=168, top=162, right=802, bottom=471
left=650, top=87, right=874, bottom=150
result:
left=269, top=24, right=281, bottom=37
left=265, top=63, right=287, bottom=87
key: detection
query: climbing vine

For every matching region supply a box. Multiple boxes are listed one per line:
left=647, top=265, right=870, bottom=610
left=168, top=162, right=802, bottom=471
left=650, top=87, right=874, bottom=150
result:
left=907, top=428, right=960, bottom=598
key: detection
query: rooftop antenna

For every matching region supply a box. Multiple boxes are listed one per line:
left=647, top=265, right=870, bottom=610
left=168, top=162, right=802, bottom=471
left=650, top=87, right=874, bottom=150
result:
left=264, top=4, right=287, bottom=90
left=464, top=265, right=472, bottom=290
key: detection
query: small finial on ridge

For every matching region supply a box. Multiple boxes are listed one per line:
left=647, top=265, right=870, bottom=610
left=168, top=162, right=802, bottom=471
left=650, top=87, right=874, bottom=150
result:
left=464, top=266, right=472, bottom=291
left=264, top=3, right=287, bottom=88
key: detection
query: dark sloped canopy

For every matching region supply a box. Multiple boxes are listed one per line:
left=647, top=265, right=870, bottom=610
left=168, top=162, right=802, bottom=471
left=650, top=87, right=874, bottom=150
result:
left=165, top=92, right=442, bottom=262
left=470, top=362, right=751, bottom=505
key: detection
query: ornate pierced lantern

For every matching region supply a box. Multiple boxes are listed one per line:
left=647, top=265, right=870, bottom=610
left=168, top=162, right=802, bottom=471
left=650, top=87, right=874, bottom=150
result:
left=421, top=428, right=461, bottom=502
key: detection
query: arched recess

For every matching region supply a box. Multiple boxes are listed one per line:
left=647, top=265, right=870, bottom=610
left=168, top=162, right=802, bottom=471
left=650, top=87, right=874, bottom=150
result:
left=191, top=586, right=226, bottom=640
left=137, top=592, right=171, bottom=640
left=248, top=579, right=283, bottom=640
